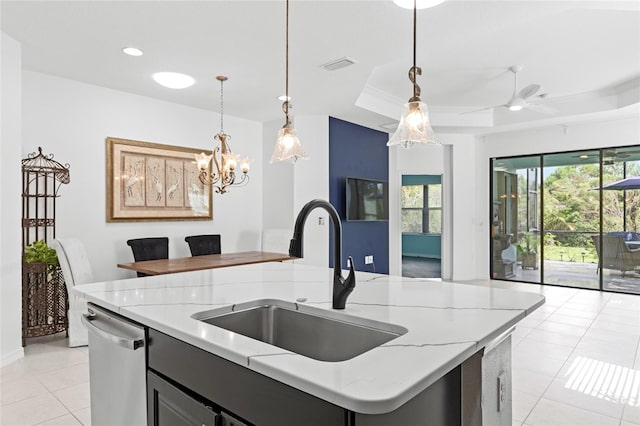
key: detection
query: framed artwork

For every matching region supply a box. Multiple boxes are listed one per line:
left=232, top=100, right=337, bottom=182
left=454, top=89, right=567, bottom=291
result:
left=106, top=137, right=213, bottom=222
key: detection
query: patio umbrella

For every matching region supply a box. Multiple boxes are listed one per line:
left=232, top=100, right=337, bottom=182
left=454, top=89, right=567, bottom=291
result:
left=600, top=176, right=640, bottom=190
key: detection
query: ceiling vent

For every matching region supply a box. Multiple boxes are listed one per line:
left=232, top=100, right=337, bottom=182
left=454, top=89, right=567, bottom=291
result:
left=321, top=57, right=357, bottom=71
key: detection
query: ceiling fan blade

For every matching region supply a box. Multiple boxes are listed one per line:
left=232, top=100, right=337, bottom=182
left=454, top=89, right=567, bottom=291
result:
left=517, top=84, right=540, bottom=100
left=524, top=102, right=556, bottom=114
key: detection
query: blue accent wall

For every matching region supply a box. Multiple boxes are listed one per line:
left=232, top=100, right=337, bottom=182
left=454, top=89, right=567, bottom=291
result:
left=329, top=117, right=389, bottom=274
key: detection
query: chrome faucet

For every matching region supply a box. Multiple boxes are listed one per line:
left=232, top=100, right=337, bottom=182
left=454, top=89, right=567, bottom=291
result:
left=289, top=199, right=356, bottom=309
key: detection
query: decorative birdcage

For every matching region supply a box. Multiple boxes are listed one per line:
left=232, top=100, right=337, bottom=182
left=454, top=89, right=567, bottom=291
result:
left=21, top=147, right=70, bottom=345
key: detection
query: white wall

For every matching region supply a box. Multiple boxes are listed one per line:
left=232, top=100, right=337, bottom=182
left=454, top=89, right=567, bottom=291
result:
left=484, top=116, right=640, bottom=158
left=292, top=116, right=330, bottom=267
left=262, top=119, right=294, bottom=230
left=1, top=32, right=25, bottom=366
left=388, top=143, right=446, bottom=276
left=22, top=71, right=264, bottom=282
left=388, top=134, right=480, bottom=281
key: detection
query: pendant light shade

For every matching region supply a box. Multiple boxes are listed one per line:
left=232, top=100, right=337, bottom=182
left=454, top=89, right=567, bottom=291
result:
left=272, top=125, right=306, bottom=162
left=387, top=100, right=438, bottom=148
left=387, top=0, right=439, bottom=148
left=271, top=0, right=308, bottom=163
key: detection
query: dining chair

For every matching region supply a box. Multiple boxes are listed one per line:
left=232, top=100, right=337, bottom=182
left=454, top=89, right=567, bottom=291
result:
left=126, top=237, right=169, bottom=277
left=185, top=234, right=221, bottom=256
left=51, top=237, right=94, bottom=347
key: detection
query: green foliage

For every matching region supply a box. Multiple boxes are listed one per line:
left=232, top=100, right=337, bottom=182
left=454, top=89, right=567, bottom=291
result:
left=515, top=232, right=538, bottom=255
left=24, top=240, right=58, bottom=266
left=542, top=161, right=640, bottom=247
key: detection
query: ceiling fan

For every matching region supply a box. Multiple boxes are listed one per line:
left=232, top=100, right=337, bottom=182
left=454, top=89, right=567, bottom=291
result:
left=466, top=65, right=556, bottom=114
left=572, top=148, right=640, bottom=164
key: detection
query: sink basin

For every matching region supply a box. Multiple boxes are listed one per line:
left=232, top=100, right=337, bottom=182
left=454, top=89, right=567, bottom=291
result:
left=192, top=299, right=407, bottom=362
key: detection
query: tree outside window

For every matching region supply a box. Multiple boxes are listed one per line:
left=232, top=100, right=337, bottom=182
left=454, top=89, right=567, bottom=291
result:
left=401, top=184, right=442, bottom=234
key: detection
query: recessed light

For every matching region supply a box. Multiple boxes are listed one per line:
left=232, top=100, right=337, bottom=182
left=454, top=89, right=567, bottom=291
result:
left=278, top=95, right=291, bottom=102
left=152, top=72, right=195, bottom=89
left=579, top=155, right=590, bottom=159
left=122, top=47, right=144, bottom=57
left=393, top=0, right=448, bottom=10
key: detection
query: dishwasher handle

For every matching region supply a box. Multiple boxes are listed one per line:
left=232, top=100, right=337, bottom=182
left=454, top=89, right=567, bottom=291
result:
left=82, top=312, right=145, bottom=351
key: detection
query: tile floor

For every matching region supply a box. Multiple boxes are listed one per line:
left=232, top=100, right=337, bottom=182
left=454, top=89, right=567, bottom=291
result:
left=1, top=279, right=639, bottom=426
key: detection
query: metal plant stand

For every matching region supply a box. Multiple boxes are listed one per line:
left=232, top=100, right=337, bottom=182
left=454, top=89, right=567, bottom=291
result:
left=21, top=147, right=70, bottom=346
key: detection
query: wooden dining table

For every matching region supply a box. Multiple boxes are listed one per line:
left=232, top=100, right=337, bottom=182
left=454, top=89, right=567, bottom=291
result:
left=117, top=251, right=295, bottom=276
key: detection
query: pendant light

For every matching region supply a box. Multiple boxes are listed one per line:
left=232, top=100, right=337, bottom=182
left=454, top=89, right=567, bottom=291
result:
left=387, top=0, right=439, bottom=149
left=271, top=0, right=309, bottom=163
left=195, top=76, right=250, bottom=194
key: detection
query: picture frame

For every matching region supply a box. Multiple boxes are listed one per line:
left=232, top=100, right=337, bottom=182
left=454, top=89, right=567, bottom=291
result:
left=106, top=137, right=213, bottom=222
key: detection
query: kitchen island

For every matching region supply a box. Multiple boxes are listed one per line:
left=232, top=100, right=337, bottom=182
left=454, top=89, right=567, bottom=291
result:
left=75, top=262, right=544, bottom=426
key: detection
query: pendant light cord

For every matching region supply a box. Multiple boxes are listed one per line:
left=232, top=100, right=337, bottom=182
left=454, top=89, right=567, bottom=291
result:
left=413, top=0, right=417, bottom=76
left=410, top=0, right=421, bottom=100
left=283, top=0, right=290, bottom=125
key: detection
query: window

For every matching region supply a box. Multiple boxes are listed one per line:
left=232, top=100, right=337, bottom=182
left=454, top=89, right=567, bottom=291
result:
left=401, top=184, right=442, bottom=234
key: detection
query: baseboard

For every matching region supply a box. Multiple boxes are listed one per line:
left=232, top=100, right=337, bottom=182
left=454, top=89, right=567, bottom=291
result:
left=1, top=347, right=25, bottom=368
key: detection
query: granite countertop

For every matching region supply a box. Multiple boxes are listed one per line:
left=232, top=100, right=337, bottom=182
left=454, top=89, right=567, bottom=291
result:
left=74, top=262, right=544, bottom=414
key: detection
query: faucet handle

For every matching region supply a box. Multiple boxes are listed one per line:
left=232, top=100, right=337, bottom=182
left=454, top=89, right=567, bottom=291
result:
left=333, top=256, right=356, bottom=309
left=345, top=256, right=355, bottom=286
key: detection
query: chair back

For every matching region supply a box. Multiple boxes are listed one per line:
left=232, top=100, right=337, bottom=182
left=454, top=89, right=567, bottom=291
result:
left=51, top=237, right=93, bottom=347
left=51, top=238, right=94, bottom=287
left=126, top=237, right=169, bottom=277
left=185, top=234, right=221, bottom=256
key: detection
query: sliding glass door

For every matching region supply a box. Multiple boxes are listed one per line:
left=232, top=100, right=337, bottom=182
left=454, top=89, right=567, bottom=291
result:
left=601, top=147, right=640, bottom=293
left=542, top=151, right=599, bottom=289
left=491, top=156, right=541, bottom=284
left=491, top=145, right=640, bottom=295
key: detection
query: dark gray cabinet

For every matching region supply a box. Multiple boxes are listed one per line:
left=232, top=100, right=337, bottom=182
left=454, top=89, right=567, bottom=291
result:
left=146, top=329, right=483, bottom=426
left=147, top=329, right=345, bottom=426
left=148, top=371, right=250, bottom=426
left=147, top=371, right=218, bottom=426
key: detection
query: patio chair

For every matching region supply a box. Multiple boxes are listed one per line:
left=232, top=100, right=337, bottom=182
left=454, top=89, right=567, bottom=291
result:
left=592, top=235, right=640, bottom=277
left=51, top=238, right=94, bottom=347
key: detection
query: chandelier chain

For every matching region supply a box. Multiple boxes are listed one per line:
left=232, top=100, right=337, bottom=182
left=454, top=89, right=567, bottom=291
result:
left=220, top=78, right=224, bottom=133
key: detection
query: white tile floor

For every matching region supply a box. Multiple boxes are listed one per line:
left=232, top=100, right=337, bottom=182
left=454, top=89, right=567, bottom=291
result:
left=1, top=279, right=639, bottom=426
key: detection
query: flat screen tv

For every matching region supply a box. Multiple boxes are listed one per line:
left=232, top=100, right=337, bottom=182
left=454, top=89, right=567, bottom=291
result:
left=345, top=177, right=389, bottom=221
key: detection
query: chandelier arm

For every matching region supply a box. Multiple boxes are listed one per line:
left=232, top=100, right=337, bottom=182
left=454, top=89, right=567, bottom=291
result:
left=199, top=169, right=220, bottom=186
left=212, top=147, right=222, bottom=180
left=225, top=170, right=235, bottom=187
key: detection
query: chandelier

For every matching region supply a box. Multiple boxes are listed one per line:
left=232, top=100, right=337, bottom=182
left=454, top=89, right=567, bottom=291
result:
left=387, top=0, right=439, bottom=148
left=271, top=0, right=308, bottom=163
left=195, top=76, right=250, bottom=194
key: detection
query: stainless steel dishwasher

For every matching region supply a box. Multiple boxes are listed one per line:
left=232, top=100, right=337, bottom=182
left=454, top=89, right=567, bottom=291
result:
left=82, top=303, right=146, bottom=426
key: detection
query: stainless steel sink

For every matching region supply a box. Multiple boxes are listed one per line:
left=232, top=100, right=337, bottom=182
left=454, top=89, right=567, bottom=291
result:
left=192, top=299, right=407, bottom=362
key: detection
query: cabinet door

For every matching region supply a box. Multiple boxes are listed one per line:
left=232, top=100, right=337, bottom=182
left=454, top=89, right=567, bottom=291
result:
left=148, top=371, right=218, bottom=426
left=220, top=411, right=248, bottom=426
